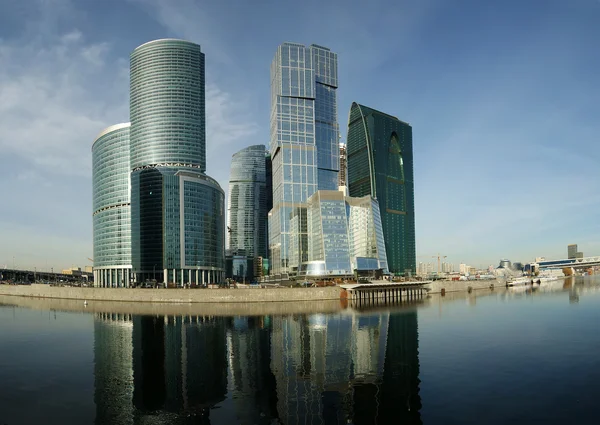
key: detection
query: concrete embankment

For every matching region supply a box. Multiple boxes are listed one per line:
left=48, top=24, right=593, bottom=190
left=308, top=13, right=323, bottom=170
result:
left=0, top=284, right=343, bottom=304
left=424, top=279, right=499, bottom=294
left=0, top=294, right=345, bottom=316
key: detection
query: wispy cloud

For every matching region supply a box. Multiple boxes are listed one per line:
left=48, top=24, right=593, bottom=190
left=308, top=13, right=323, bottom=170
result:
left=125, top=0, right=262, bottom=190
left=205, top=83, right=260, bottom=186
left=0, top=30, right=128, bottom=177
left=126, top=0, right=231, bottom=64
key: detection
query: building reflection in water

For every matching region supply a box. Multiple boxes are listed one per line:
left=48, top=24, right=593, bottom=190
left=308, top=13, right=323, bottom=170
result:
left=93, top=309, right=421, bottom=424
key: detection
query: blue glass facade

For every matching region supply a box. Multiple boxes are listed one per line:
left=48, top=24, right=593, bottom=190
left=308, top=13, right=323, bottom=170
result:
left=131, top=168, right=224, bottom=285
left=227, top=145, right=269, bottom=260
left=130, top=39, right=206, bottom=171
left=92, top=123, right=132, bottom=287
left=127, top=39, right=224, bottom=285
left=268, top=43, right=339, bottom=276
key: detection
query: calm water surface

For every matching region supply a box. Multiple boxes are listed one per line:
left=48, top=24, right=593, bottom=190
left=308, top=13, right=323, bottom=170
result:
left=1, top=276, right=600, bottom=425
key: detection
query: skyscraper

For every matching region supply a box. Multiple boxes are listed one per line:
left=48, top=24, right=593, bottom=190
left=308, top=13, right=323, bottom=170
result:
left=568, top=244, right=577, bottom=259
left=227, top=145, right=269, bottom=259
left=347, top=103, right=416, bottom=275
left=268, top=43, right=338, bottom=276
left=93, top=39, right=225, bottom=287
left=92, top=123, right=132, bottom=287
left=129, top=39, right=225, bottom=286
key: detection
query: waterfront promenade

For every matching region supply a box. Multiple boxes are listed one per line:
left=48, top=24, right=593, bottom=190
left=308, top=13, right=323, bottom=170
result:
left=0, top=279, right=500, bottom=305
left=0, top=284, right=342, bottom=304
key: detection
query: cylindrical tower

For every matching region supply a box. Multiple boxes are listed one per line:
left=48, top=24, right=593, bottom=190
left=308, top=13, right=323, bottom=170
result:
left=92, top=123, right=132, bottom=287
left=227, top=145, right=268, bottom=260
left=129, top=39, right=224, bottom=285
left=130, top=39, right=205, bottom=171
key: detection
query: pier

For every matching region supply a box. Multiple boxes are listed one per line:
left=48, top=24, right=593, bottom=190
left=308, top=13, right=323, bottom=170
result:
left=340, top=281, right=430, bottom=308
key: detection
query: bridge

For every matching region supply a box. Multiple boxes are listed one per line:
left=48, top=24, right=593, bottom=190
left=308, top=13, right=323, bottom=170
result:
left=0, top=268, right=91, bottom=284
left=526, top=257, right=600, bottom=273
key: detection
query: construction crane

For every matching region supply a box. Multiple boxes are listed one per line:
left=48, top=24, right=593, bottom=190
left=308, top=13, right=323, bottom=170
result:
left=432, top=253, right=447, bottom=275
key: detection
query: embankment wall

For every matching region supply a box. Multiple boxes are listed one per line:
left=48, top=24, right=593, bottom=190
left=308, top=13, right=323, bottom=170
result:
left=0, top=284, right=342, bottom=304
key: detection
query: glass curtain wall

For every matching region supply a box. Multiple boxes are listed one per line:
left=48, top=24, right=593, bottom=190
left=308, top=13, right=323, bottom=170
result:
left=268, top=43, right=339, bottom=276
left=92, top=123, right=132, bottom=287
left=347, top=103, right=416, bottom=275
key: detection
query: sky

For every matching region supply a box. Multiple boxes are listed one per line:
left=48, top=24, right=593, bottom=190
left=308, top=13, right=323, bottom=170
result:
left=0, top=0, right=599, bottom=272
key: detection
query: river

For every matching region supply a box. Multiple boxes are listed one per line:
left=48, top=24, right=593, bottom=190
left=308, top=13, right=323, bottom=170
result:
left=1, top=275, right=599, bottom=424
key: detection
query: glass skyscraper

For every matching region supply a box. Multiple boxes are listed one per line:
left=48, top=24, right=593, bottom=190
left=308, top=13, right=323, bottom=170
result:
left=93, top=39, right=225, bottom=287
left=347, top=103, right=416, bottom=275
left=129, top=39, right=224, bottom=286
left=227, top=145, right=270, bottom=259
left=92, top=123, right=132, bottom=287
left=268, top=43, right=339, bottom=276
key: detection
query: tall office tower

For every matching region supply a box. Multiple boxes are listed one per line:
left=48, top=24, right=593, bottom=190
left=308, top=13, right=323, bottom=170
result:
left=268, top=42, right=338, bottom=275
left=347, top=103, right=416, bottom=276
left=129, top=39, right=225, bottom=285
left=338, top=143, right=347, bottom=187
left=92, top=123, right=132, bottom=287
left=227, top=145, right=269, bottom=259
left=568, top=244, right=577, bottom=259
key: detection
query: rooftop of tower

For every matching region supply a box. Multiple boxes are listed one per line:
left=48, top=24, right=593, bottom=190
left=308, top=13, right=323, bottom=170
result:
left=133, top=38, right=201, bottom=51
left=92, top=122, right=130, bottom=149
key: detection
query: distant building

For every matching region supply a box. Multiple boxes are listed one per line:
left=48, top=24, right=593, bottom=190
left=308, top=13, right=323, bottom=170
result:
left=62, top=267, right=83, bottom=277
left=442, top=262, right=454, bottom=273
left=227, top=145, right=269, bottom=260
left=568, top=244, right=578, bottom=259
left=338, top=143, right=347, bottom=188
left=459, top=263, right=469, bottom=275
left=225, top=249, right=252, bottom=282
left=347, top=103, right=415, bottom=276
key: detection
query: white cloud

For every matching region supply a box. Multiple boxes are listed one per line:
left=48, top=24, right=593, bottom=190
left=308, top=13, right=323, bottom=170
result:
left=205, top=83, right=260, bottom=187
left=126, top=0, right=231, bottom=64
left=0, top=31, right=128, bottom=177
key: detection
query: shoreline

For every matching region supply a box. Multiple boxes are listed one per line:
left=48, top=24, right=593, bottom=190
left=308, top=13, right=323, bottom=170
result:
left=0, top=283, right=507, bottom=316
left=0, top=280, right=497, bottom=303
left=0, top=284, right=343, bottom=304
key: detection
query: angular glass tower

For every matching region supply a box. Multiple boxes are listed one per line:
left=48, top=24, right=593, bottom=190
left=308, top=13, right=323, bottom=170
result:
left=347, top=103, right=416, bottom=275
left=92, top=123, right=132, bottom=287
left=227, top=145, right=269, bottom=259
left=268, top=43, right=339, bottom=276
left=129, top=39, right=224, bottom=285
left=304, top=190, right=388, bottom=277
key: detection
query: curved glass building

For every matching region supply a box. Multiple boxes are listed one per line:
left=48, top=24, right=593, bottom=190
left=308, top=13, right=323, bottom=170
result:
left=129, top=39, right=224, bottom=285
left=130, top=39, right=205, bottom=171
left=227, top=145, right=269, bottom=259
left=347, top=103, right=416, bottom=275
left=92, top=123, right=132, bottom=287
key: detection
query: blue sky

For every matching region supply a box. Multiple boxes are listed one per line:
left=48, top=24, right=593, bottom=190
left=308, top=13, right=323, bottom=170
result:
left=0, top=0, right=599, bottom=271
